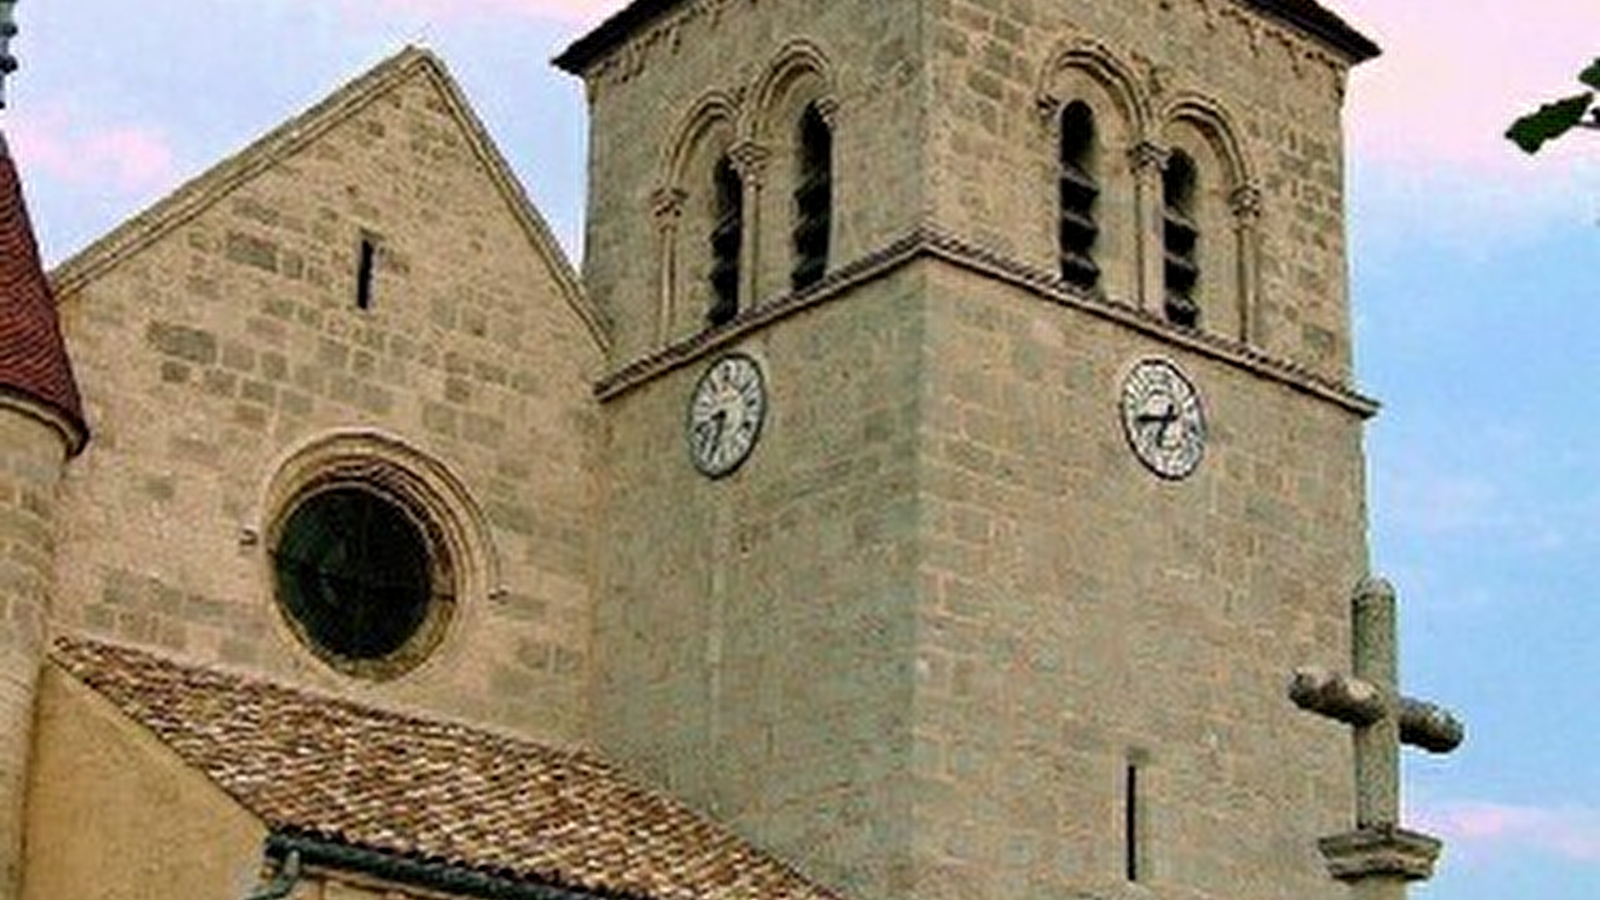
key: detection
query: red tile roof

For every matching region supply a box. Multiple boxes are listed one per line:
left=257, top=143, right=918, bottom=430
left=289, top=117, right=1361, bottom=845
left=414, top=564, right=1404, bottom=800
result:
left=0, top=135, right=86, bottom=452
left=52, top=638, right=843, bottom=900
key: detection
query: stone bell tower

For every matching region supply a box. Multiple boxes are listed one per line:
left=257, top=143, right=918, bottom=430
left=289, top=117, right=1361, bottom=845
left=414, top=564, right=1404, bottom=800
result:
left=558, top=2, right=1382, bottom=900
left=0, top=8, right=89, bottom=896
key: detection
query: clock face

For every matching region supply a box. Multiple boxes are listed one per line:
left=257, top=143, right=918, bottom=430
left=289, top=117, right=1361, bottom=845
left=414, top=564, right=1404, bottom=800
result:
left=687, top=353, right=767, bottom=478
left=1120, top=358, right=1206, bottom=480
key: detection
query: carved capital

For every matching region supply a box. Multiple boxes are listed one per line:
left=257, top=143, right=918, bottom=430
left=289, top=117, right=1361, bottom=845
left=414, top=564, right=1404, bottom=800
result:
left=1128, top=141, right=1168, bottom=175
left=727, top=140, right=771, bottom=187
left=1035, top=92, right=1064, bottom=125
left=651, top=186, right=688, bottom=225
left=1229, top=184, right=1263, bottom=224
left=1319, top=825, right=1442, bottom=883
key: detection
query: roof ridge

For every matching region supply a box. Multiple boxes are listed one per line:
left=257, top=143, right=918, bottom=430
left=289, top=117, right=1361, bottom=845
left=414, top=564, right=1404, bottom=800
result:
left=413, top=54, right=611, bottom=352
left=49, top=45, right=431, bottom=296
left=47, top=48, right=610, bottom=352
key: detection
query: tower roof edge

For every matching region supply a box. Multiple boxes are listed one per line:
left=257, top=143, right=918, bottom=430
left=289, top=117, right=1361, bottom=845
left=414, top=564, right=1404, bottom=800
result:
left=552, top=0, right=688, bottom=75
left=0, top=136, right=87, bottom=453
left=1240, top=0, right=1380, bottom=62
left=553, top=0, right=1380, bottom=75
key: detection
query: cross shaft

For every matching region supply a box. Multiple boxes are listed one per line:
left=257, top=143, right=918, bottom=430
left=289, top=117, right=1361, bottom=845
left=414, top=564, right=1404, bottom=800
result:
left=1289, top=578, right=1465, bottom=900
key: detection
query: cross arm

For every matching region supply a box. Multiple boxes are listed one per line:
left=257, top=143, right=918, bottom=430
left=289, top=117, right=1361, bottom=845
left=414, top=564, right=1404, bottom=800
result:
left=1289, top=665, right=1383, bottom=726
left=1398, top=698, right=1464, bottom=754
left=1288, top=667, right=1465, bottom=754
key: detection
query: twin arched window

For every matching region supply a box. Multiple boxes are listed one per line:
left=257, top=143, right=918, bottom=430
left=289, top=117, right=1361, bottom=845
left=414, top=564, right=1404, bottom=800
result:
left=1056, top=103, right=1224, bottom=334
left=701, top=101, right=833, bottom=328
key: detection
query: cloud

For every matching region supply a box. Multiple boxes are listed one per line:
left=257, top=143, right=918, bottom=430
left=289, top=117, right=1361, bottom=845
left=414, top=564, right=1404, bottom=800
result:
left=10, top=103, right=178, bottom=195
left=1334, top=0, right=1600, bottom=234
left=1415, top=800, right=1600, bottom=862
left=1372, top=428, right=1527, bottom=540
left=342, top=0, right=621, bottom=27
left=1338, top=0, right=1600, bottom=169
left=1384, top=472, right=1499, bottom=538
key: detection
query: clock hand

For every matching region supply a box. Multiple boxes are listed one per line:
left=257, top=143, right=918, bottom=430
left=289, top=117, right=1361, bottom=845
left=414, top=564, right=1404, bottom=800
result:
left=711, top=409, right=727, bottom=449
left=1135, top=408, right=1175, bottom=440
left=1135, top=400, right=1180, bottom=447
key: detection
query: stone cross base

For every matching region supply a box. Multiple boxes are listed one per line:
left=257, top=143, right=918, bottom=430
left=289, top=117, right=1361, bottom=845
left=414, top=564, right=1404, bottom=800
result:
left=1319, top=825, right=1442, bottom=882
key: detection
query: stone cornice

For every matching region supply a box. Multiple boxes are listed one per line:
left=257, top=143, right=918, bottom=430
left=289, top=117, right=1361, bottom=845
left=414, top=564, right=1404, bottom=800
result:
left=593, top=225, right=1378, bottom=419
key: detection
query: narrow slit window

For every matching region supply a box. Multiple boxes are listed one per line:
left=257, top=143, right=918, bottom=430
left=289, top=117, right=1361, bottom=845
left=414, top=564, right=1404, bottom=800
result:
left=1058, top=101, right=1100, bottom=292
left=356, top=235, right=379, bottom=311
left=708, top=156, right=743, bottom=327
left=791, top=103, right=832, bottom=292
left=1124, top=761, right=1142, bottom=882
left=1162, top=152, right=1200, bottom=327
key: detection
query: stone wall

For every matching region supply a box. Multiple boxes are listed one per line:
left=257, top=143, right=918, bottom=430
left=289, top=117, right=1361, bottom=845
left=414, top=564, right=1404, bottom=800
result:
left=593, top=244, right=1369, bottom=900
left=47, top=56, right=603, bottom=741
left=578, top=0, right=1359, bottom=379
left=908, top=260, right=1365, bottom=900
left=595, top=268, right=928, bottom=899
left=21, top=666, right=266, bottom=900
left=574, top=2, right=1374, bottom=899
left=925, top=0, right=1358, bottom=379
left=576, top=0, right=929, bottom=362
left=0, top=408, right=67, bottom=900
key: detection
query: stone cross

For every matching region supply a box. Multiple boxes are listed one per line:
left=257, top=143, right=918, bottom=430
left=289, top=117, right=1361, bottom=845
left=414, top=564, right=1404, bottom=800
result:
left=1289, top=577, right=1465, bottom=900
left=0, top=0, right=19, bottom=109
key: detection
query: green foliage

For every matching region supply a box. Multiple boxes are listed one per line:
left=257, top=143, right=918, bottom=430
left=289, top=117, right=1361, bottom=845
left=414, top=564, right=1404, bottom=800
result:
left=1508, top=94, right=1596, bottom=154
left=1506, top=58, right=1600, bottom=154
left=1584, top=59, right=1600, bottom=90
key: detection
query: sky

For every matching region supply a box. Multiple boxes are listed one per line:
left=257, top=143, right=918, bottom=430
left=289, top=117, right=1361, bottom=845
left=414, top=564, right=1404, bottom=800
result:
left=10, top=1, right=1600, bottom=898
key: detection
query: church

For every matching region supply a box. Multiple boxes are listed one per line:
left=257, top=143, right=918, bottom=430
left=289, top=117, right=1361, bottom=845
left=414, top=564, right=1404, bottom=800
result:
left=0, top=1, right=1459, bottom=898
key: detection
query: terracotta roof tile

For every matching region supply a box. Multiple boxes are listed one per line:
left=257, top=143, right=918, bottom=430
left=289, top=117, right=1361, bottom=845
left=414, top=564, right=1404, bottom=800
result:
left=0, top=136, right=86, bottom=450
left=53, top=638, right=843, bottom=900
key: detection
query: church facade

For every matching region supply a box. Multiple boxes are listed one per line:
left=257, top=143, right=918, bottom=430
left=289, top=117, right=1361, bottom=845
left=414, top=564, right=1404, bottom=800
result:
left=0, top=1, right=1403, bottom=899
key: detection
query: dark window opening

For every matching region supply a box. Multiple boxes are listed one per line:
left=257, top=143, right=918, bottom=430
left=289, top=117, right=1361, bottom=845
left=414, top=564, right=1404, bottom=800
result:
left=1058, top=101, right=1101, bottom=292
left=1162, top=152, right=1200, bottom=327
left=356, top=236, right=378, bottom=311
left=272, top=486, right=434, bottom=663
left=791, top=103, right=832, bottom=292
left=1125, top=761, right=1142, bottom=882
left=708, top=156, right=743, bottom=327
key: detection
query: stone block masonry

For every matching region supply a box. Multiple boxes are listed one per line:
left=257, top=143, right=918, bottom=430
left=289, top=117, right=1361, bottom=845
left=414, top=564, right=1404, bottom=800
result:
left=0, top=410, right=69, bottom=899
left=48, top=53, right=603, bottom=744
left=568, top=1, right=1375, bottom=898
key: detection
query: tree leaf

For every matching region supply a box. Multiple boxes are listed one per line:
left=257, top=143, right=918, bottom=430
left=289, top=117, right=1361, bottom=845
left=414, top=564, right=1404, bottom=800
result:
left=1580, top=58, right=1600, bottom=90
left=1507, top=91, right=1595, bottom=154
